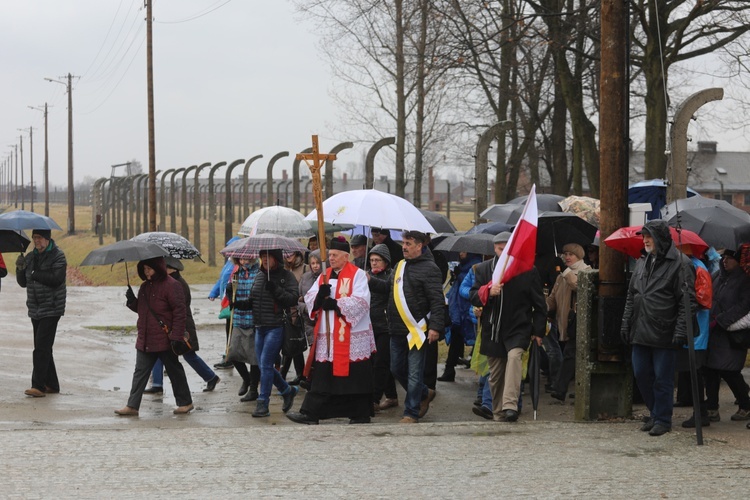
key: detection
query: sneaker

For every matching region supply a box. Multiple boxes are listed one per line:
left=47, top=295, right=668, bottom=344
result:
left=143, top=386, right=163, bottom=394
left=399, top=416, right=418, bottom=423
left=707, top=410, right=721, bottom=422
left=730, top=408, right=750, bottom=421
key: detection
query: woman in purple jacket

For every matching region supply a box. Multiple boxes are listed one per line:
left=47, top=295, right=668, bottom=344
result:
left=115, top=256, right=193, bottom=417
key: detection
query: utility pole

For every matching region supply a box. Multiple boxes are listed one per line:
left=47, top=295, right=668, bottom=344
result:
left=17, top=135, right=24, bottom=210
left=30, top=104, right=50, bottom=215
left=13, top=144, right=18, bottom=208
left=45, top=75, right=76, bottom=233
left=29, top=127, right=34, bottom=212
left=146, top=0, right=157, bottom=231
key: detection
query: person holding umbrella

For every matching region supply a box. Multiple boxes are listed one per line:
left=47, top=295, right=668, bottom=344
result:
left=15, top=229, right=67, bottom=397
left=144, top=257, right=221, bottom=394
left=115, top=256, right=193, bottom=416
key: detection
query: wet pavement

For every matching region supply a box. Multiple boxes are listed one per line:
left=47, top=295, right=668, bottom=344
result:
left=1, top=283, right=749, bottom=497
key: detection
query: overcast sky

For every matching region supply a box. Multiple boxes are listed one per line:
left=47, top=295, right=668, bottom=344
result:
left=1, top=0, right=358, bottom=188
left=2, top=0, right=749, bottom=189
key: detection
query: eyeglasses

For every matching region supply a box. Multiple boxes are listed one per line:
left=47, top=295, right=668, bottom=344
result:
left=369, top=257, right=385, bottom=263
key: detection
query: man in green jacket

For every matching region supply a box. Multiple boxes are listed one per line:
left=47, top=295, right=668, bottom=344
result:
left=16, top=229, right=67, bottom=398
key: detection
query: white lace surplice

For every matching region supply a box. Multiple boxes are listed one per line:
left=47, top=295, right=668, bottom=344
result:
left=304, top=268, right=376, bottom=363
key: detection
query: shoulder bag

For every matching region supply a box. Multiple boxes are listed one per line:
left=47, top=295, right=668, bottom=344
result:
left=282, top=308, right=307, bottom=358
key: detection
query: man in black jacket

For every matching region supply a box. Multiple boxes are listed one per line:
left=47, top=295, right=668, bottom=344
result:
left=469, top=232, right=546, bottom=422
left=387, top=231, right=445, bottom=423
left=16, top=229, right=67, bottom=398
left=372, top=228, right=403, bottom=265
left=620, top=219, right=696, bottom=436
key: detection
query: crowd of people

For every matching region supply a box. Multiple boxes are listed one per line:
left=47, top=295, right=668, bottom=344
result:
left=4, top=221, right=749, bottom=434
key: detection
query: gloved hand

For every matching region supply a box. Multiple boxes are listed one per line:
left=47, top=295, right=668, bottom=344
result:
left=620, top=328, right=632, bottom=346
left=321, top=297, right=342, bottom=316
left=171, top=340, right=191, bottom=356
left=234, top=299, right=253, bottom=311
left=709, top=319, right=717, bottom=330
left=672, top=332, right=687, bottom=347
left=125, top=286, right=136, bottom=304
left=265, top=280, right=278, bottom=293
left=15, top=254, right=26, bottom=270
left=313, top=284, right=332, bottom=311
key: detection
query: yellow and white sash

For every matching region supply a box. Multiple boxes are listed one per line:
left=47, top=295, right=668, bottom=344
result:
left=393, top=260, right=427, bottom=350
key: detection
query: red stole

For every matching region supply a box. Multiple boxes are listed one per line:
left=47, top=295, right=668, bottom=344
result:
left=314, top=261, right=358, bottom=376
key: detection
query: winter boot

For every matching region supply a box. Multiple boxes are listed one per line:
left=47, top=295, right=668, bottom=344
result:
left=252, top=399, right=270, bottom=418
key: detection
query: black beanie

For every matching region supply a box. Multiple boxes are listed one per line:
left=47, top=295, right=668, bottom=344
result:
left=32, top=229, right=51, bottom=240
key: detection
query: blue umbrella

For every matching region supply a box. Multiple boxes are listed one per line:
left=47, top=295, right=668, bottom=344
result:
left=0, top=210, right=62, bottom=231
left=628, top=179, right=699, bottom=220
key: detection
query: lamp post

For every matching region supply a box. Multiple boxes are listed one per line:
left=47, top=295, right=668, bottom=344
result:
left=45, top=74, right=76, bottom=233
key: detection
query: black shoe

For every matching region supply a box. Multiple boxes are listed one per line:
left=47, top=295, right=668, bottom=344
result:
left=203, top=375, right=220, bottom=392
left=238, top=380, right=249, bottom=396
left=286, top=411, right=319, bottom=425
left=289, top=375, right=303, bottom=386
left=673, top=400, right=692, bottom=408
left=681, top=414, right=710, bottom=428
left=473, top=397, right=482, bottom=408
left=544, top=384, right=554, bottom=394
left=550, top=392, right=566, bottom=402
left=472, top=405, right=493, bottom=420
left=299, top=378, right=311, bottom=391
left=504, top=409, right=519, bottom=422
left=241, top=390, right=259, bottom=402
left=143, top=386, right=163, bottom=394
left=640, top=418, right=655, bottom=432
left=349, top=417, right=371, bottom=424
left=282, top=386, right=299, bottom=413
left=213, top=360, right=234, bottom=370
left=437, top=368, right=456, bottom=382
left=649, top=423, right=671, bottom=436
left=457, top=357, right=471, bottom=368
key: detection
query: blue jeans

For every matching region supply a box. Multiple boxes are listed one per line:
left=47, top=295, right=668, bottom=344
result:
left=479, top=374, right=492, bottom=409
left=151, top=352, right=216, bottom=386
left=390, top=335, right=428, bottom=419
left=632, top=344, right=676, bottom=427
left=255, top=326, right=290, bottom=402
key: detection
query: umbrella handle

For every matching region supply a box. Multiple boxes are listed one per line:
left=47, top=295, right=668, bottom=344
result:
left=125, top=261, right=130, bottom=287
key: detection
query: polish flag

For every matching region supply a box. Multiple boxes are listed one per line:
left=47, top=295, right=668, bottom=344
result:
left=478, top=184, right=539, bottom=304
left=493, top=184, right=538, bottom=283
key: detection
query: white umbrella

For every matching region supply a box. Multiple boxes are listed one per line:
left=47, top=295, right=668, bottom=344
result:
left=305, top=189, right=436, bottom=234
left=238, top=206, right=314, bottom=238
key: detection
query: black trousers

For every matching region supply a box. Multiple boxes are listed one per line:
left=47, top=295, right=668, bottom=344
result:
left=127, top=350, right=192, bottom=409
left=31, top=316, right=60, bottom=392
left=704, top=367, right=750, bottom=411
left=553, top=330, right=576, bottom=396
left=444, top=323, right=465, bottom=370
left=280, top=353, right=305, bottom=380
left=372, top=333, right=397, bottom=402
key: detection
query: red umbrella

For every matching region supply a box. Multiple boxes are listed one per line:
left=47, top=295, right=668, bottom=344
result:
left=604, top=225, right=709, bottom=259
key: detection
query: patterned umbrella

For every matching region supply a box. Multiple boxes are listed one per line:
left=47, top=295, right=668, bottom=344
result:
left=559, top=196, right=600, bottom=227
left=131, top=231, right=202, bottom=260
left=219, top=233, right=308, bottom=260
left=239, top=206, right=314, bottom=238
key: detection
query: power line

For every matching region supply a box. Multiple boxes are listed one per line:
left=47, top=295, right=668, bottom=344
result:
left=81, top=0, right=130, bottom=79
left=84, top=1, right=143, bottom=85
left=155, top=0, right=233, bottom=24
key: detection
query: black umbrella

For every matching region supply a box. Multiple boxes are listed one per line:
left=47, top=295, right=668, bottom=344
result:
left=80, top=240, right=170, bottom=286
left=509, top=193, right=565, bottom=212
left=434, top=233, right=496, bottom=256
left=465, top=221, right=513, bottom=236
left=418, top=208, right=457, bottom=233
left=537, top=211, right=598, bottom=255
left=528, top=340, right=541, bottom=421
left=131, top=231, right=203, bottom=261
left=480, top=203, right=525, bottom=225
left=0, top=229, right=31, bottom=253
left=665, top=207, right=750, bottom=251
left=660, top=196, right=750, bottom=221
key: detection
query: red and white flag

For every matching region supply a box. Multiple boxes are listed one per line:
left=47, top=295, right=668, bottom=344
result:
left=478, top=185, right=539, bottom=304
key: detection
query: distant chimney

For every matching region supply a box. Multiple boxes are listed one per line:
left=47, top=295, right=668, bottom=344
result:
left=282, top=169, right=288, bottom=181
left=343, top=173, right=348, bottom=184
left=697, top=141, right=717, bottom=154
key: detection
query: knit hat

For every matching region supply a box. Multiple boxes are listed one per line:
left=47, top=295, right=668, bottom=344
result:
left=562, top=243, right=585, bottom=260
left=329, top=236, right=350, bottom=253
left=350, top=234, right=368, bottom=247
left=368, top=244, right=391, bottom=264
left=493, top=231, right=512, bottom=244
left=32, top=229, right=51, bottom=240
